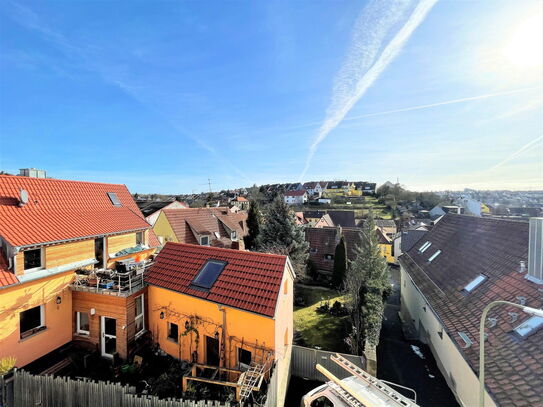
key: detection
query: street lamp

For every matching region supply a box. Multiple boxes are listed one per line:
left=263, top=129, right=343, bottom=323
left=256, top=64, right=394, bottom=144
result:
left=479, top=300, right=543, bottom=407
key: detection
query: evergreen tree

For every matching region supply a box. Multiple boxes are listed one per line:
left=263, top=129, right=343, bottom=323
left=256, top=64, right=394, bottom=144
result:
left=244, top=200, right=262, bottom=250
left=332, top=236, right=347, bottom=289
left=346, top=211, right=389, bottom=353
left=257, top=195, right=309, bottom=277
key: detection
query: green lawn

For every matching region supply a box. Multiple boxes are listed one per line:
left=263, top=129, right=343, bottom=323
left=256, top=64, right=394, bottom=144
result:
left=294, top=285, right=350, bottom=352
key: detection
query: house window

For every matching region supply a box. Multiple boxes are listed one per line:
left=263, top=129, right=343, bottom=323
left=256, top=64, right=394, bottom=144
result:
left=135, top=295, right=145, bottom=336
left=168, top=322, right=179, bottom=343
left=24, top=248, right=43, bottom=271
left=238, top=348, right=252, bottom=368
left=136, top=231, right=144, bottom=245
left=20, top=305, right=45, bottom=339
left=324, top=254, right=334, bottom=260
left=200, top=236, right=209, bottom=246
left=310, top=248, right=317, bottom=254
left=76, top=312, right=90, bottom=335
left=231, top=231, right=237, bottom=241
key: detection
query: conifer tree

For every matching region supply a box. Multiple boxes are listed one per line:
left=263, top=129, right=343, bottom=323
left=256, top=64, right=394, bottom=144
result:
left=332, top=235, right=347, bottom=289
left=346, top=211, right=389, bottom=353
left=257, top=195, right=309, bottom=277
left=245, top=200, right=262, bottom=250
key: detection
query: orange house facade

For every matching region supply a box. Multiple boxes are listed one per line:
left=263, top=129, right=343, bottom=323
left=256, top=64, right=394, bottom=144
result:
left=145, top=243, right=295, bottom=406
left=0, top=175, right=156, bottom=367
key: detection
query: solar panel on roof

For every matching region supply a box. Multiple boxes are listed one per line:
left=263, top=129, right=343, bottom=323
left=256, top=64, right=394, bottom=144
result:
left=107, top=192, right=122, bottom=206
left=191, top=260, right=227, bottom=290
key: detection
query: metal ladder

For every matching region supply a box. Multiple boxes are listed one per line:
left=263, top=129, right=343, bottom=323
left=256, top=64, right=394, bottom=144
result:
left=328, top=382, right=364, bottom=407
left=239, top=362, right=265, bottom=401
left=331, top=354, right=418, bottom=407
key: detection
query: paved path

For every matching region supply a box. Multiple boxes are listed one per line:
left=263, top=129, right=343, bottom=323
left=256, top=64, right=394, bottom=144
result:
left=377, top=267, right=459, bottom=407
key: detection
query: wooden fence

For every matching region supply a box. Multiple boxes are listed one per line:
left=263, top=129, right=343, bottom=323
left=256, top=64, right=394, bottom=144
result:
left=290, top=345, right=365, bottom=382
left=2, top=370, right=238, bottom=407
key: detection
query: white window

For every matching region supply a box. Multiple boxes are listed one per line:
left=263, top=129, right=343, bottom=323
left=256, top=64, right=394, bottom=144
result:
left=419, top=241, right=431, bottom=253
left=23, top=248, right=43, bottom=272
left=428, top=250, right=441, bottom=262
left=135, top=294, right=145, bottom=336
left=514, top=316, right=543, bottom=338
left=463, top=274, right=487, bottom=293
left=200, top=236, right=209, bottom=246
left=76, top=312, right=90, bottom=335
left=20, top=305, right=45, bottom=339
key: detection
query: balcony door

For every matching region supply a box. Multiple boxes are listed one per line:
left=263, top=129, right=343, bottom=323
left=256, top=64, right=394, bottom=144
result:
left=101, top=316, right=116, bottom=358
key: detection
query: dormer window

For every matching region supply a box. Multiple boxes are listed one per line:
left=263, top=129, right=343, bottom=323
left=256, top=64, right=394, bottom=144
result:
left=200, top=236, right=210, bottom=246
left=231, top=231, right=237, bottom=241
left=24, top=248, right=43, bottom=272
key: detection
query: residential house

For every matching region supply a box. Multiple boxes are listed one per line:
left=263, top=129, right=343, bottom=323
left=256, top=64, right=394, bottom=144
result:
left=145, top=243, right=295, bottom=405
left=429, top=205, right=446, bottom=218
left=393, top=229, right=428, bottom=264
left=327, top=211, right=356, bottom=227
left=294, top=212, right=308, bottom=226
left=399, top=215, right=543, bottom=407
left=303, top=211, right=327, bottom=226
left=305, top=227, right=362, bottom=277
left=314, top=214, right=334, bottom=228
left=324, top=181, right=356, bottom=197
left=303, top=182, right=324, bottom=198
left=153, top=207, right=247, bottom=249
left=287, top=182, right=305, bottom=191
left=376, top=228, right=394, bottom=264
left=374, top=219, right=397, bottom=240
left=0, top=175, right=156, bottom=367
left=137, top=200, right=189, bottom=226
left=230, top=196, right=249, bottom=211
left=355, top=182, right=376, bottom=195
left=284, top=190, right=308, bottom=205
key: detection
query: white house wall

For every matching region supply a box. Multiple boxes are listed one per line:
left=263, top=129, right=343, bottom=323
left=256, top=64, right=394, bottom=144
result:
left=400, top=267, right=497, bottom=407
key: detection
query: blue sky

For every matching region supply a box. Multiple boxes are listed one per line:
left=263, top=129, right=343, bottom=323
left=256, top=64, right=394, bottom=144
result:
left=0, top=0, right=541, bottom=193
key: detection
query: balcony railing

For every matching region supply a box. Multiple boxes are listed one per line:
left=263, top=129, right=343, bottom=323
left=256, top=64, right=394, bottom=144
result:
left=70, top=260, right=154, bottom=297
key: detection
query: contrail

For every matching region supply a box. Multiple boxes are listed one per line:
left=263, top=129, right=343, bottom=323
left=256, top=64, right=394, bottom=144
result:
left=300, top=0, right=438, bottom=180
left=490, top=134, right=543, bottom=171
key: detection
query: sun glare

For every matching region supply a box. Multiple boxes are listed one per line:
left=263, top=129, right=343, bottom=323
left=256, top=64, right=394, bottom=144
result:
left=502, top=14, right=543, bottom=69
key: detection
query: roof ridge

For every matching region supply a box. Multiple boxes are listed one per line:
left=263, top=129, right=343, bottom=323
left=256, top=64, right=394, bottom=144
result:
left=0, top=174, right=130, bottom=188
left=165, top=242, right=287, bottom=260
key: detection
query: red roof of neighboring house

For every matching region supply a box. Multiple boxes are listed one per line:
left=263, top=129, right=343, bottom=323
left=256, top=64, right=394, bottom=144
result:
left=306, top=227, right=362, bottom=273
left=148, top=229, right=161, bottom=248
left=0, top=175, right=149, bottom=247
left=285, top=190, right=306, bottom=197
left=162, top=208, right=247, bottom=249
left=233, top=196, right=248, bottom=202
left=146, top=242, right=288, bottom=317
left=0, top=252, right=18, bottom=288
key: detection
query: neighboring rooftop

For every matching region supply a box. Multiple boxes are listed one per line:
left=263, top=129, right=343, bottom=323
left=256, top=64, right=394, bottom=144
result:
left=305, top=227, right=362, bottom=273
left=327, top=211, right=356, bottom=228
left=399, top=214, right=542, bottom=406
left=137, top=200, right=188, bottom=217
left=284, top=190, right=307, bottom=197
left=399, top=230, right=427, bottom=253
left=145, top=242, right=288, bottom=317
left=0, top=175, right=149, bottom=247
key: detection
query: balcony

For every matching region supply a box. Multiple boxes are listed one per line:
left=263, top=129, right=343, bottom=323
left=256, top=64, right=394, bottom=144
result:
left=70, top=259, right=154, bottom=297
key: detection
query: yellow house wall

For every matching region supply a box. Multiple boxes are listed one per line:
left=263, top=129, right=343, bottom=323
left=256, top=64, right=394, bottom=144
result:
left=45, top=240, right=95, bottom=268
left=147, top=285, right=276, bottom=369
left=108, top=233, right=137, bottom=255
left=0, top=271, right=74, bottom=367
left=400, top=267, right=496, bottom=407
left=152, top=212, right=178, bottom=244
left=379, top=243, right=395, bottom=263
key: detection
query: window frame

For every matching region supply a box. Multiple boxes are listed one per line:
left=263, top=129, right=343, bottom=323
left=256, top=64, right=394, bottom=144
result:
left=135, top=294, right=145, bottom=337
left=20, top=305, right=45, bottom=339
left=200, top=236, right=210, bottom=246
left=167, top=322, right=179, bottom=343
left=136, top=231, right=144, bottom=245
left=23, top=247, right=44, bottom=272
left=238, top=347, right=252, bottom=369
left=76, top=311, right=90, bottom=336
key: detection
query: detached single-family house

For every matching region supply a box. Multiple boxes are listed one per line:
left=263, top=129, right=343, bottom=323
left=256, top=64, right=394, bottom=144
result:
left=284, top=190, right=308, bottom=205
left=374, top=219, right=397, bottom=240
left=153, top=207, right=247, bottom=250
left=230, top=196, right=249, bottom=211
left=0, top=174, right=156, bottom=367
left=399, top=215, right=543, bottom=407
left=137, top=200, right=189, bottom=226
left=303, top=182, right=324, bottom=197
left=376, top=228, right=394, bottom=264
left=145, top=243, right=295, bottom=405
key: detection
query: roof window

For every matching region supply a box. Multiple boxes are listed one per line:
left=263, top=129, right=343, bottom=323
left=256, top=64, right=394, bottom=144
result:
left=428, top=250, right=442, bottom=262
left=107, top=192, right=121, bottom=206
left=419, top=241, right=432, bottom=253
left=513, top=316, right=543, bottom=338
left=463, top=274, right=487, bottom=293
left=190, top=260, right=227, bottom=290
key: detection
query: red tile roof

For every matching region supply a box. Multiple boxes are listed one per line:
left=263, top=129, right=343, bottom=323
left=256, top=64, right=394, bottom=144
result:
left=0, top=175, right=149, bottom=247
left=232, top=196, right=248, bottom=202
left=145, top=242, right=288, bottom=317
left=148, top=229, right=161, bottom=248
left=284, top=190, right=307, bottom=197
left=400, top=214, right=541, bottom=406
left=162, top=208, right=247, bottom=249
left=0, top=251, right=18, bottom=288
left=306, top=227, right=362, bottom=273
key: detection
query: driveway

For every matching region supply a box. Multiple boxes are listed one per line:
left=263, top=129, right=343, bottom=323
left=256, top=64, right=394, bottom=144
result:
left=377, top=267, right=459, bottom=407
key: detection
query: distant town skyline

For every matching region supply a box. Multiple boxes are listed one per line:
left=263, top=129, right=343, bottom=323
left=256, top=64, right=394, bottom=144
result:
left=1, top=0, right=542, bottom=194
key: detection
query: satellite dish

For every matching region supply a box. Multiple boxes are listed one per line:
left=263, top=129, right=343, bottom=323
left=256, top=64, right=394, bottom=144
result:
left=19, top=189, right=29, bottom=205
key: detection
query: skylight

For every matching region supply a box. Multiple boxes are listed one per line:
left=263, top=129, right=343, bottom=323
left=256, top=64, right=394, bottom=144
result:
left=190, top=260, right=227, bottom=290
left=419, top=241, right=432, bottom=253
left=428, top=250, right=442, bottom=262
left=514, top=316, right=543, bottom=338
left=107, top=192, right=121, bottom=206
left=463, top=274, right=487, bottom=293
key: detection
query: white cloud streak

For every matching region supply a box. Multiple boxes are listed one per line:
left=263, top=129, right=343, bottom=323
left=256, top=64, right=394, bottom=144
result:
left=300, top=0, right=438, bottom=180
left=490, top=134, right=543, bottom=171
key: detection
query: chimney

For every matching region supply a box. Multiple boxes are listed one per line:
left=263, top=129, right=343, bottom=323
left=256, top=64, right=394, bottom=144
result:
left=527, top=218, right=543, bottom=284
